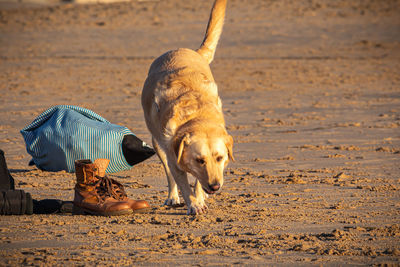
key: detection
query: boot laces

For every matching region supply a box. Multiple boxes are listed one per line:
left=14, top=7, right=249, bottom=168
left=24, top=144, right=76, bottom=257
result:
left=94, top=176, right=127, bottom=201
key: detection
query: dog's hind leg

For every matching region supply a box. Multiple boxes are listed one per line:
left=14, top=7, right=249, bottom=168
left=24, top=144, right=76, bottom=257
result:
left=152, top=138, right=180, bottom=206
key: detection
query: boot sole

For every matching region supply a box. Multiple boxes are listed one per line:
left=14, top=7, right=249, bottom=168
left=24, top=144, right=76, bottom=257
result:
left=73, top=204, right=133, bottom=216
left=133, top=207, right=151, bottom=214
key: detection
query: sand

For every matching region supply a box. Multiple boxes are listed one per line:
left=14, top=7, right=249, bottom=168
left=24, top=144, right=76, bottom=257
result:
left=0, top=0, right=399, bottom=265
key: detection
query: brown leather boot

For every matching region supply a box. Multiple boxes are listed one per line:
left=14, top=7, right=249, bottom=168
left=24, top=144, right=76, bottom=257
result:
left=73, top=159, right=132, bottom=216
left=94, top=159, right=151, bottom=213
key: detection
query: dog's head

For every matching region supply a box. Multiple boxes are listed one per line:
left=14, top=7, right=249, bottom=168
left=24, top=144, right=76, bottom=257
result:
left=173, top=127, right=234, bottom=194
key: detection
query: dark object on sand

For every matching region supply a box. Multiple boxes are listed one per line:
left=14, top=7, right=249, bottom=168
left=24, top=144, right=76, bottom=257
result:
left=0, top=189, right=33, bottom=215
left=0, top=149, right=15, bottom=190
left=1, top=149, right=73, bottom=215
left=0, top=149, right=33, bottom=215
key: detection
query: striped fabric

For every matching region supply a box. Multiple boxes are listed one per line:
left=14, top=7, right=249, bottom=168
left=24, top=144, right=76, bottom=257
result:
left=20, top=105, right=134, bottom=173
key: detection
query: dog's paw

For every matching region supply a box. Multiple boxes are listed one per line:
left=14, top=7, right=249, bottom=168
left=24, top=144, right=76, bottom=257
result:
left=187, top=202, right=208, bottom=215
left=164, top=197, right=181, bottom=207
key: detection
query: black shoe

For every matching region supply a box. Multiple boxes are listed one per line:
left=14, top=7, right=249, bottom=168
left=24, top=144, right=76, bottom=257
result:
left=0, top=190, right=33, bottom=215
left=33, top=199, right=73, bottom=214
left=122, top=135, right=155, bottom=166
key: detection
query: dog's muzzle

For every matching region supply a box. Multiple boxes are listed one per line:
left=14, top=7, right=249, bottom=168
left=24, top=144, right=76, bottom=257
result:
left=203, top=183, right=221, bottom=194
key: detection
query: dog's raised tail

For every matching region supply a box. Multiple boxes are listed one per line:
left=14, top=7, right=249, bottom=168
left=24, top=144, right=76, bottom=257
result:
left=197, top=0, right=227, bottom=64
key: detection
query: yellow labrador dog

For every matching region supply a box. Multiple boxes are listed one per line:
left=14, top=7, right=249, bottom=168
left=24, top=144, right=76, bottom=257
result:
left=141, top=0, right=233, bottom=215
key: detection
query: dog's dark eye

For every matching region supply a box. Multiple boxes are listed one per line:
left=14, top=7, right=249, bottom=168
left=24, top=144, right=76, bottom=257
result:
left=196, top=158, right=206, bottom=165
left=216, top=156, right=223, bottom=162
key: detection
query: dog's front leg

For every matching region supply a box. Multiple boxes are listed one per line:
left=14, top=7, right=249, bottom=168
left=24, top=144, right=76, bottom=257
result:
left=152, top=138, right=180, bottom=206
left=194, top=179, right=208, bottom=212
left=169, top=164, right=208, bottom=215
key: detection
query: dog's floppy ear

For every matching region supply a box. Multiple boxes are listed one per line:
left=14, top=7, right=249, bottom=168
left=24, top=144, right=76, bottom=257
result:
left=174, top=133, right=191, bottom=164
left=226, top=134, right=235, bottom=161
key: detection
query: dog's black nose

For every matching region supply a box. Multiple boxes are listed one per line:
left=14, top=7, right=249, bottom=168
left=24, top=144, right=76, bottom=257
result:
left=209, top=183, right=220, bottom=191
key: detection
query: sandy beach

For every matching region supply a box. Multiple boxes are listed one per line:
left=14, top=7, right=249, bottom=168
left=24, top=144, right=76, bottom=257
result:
left=0, top=0, right=399, bottom=265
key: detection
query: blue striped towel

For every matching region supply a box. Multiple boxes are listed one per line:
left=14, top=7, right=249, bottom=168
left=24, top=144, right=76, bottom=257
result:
left=21, top=105, right=137, bottom=173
